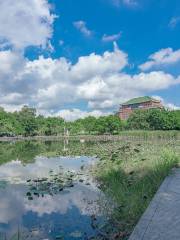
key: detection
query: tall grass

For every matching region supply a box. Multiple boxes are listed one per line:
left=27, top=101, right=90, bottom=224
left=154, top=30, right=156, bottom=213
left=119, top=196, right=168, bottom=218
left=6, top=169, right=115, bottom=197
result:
left=94, top=142, right=180, bottom=237
left=118, top=130, right=180, bottom=140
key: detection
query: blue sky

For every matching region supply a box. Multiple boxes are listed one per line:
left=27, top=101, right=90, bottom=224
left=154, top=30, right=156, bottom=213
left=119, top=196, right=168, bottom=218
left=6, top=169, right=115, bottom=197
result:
left=49, top=0, right=180, bottom=61
left=0, top=0, right=179, bottom=120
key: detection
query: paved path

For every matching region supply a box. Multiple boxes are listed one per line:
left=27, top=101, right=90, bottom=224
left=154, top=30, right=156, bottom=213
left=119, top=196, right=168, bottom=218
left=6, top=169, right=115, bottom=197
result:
left=129, top=168, right=180, bottom=240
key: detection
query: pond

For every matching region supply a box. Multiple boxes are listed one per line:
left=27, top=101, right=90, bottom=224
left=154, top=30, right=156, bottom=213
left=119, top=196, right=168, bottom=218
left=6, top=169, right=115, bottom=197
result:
left=0, top=140, right=109, bottom=240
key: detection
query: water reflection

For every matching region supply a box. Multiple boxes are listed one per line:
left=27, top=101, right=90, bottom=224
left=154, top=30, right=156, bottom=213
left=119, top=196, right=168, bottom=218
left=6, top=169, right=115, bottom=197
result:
left=0, top=142, right=105, bottom=240
left=0, top=156, right=96, bottom=184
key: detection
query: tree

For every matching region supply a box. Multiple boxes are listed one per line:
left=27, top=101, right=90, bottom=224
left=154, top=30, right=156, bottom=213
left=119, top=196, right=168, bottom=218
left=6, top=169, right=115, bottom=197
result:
left=127, top=109, right=180, bottom=131
left=127, top=110, right=150, bottom=130
left=105, top=115, right=123, bottom=134
left=147, top=109, right=176, bottom=130
left=94, top=115, right=123, bottom=134
left=16, top=106, right=37, bottom=136
left=174, top=110, right=180, bottom=130
left=83, top=116, right=97, bottom=134
left=36, top=116, right=64, bottom=136
left=0, top=106, right=179, bottom=136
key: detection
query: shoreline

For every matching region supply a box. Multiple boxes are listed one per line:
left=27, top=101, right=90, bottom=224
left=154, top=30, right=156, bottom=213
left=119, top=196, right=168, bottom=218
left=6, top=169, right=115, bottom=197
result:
left=0, top=131, right=180, bottom=142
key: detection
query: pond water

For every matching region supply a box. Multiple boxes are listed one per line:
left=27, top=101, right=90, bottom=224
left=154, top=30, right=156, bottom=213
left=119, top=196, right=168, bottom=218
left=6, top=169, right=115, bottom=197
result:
left=0, top=141, right=107, bottom=240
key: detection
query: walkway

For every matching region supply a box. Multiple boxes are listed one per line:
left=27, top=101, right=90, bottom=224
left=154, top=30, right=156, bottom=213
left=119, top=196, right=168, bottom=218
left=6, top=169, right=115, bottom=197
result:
left=129, top=168, right=180, bottom=240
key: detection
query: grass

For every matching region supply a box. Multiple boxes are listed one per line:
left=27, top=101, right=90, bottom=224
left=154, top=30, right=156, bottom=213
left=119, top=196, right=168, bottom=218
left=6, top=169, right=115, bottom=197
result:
left=92, top=140, right=180, bottom=238
left=117, top=130, right=180, bottom=140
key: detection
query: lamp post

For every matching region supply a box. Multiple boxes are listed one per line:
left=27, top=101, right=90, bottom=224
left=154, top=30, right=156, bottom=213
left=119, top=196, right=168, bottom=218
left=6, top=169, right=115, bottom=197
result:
left=63, top=119, right=69, bottom=151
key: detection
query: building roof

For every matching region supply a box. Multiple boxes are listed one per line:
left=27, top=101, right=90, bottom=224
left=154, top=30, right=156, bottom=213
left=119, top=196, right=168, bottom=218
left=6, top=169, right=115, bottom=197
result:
left=122, top=96, right=159, bottom=106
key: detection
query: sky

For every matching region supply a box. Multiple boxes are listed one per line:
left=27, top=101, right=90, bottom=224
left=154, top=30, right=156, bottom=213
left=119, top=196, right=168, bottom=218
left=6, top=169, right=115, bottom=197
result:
left=0, top=0, right=179, bottom=120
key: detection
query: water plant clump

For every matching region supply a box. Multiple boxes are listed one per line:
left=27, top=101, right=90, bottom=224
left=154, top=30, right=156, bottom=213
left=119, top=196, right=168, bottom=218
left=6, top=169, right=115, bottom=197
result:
left=25, top=166, right=93, bottom=200
left=25, top=171, right=75, bottom=199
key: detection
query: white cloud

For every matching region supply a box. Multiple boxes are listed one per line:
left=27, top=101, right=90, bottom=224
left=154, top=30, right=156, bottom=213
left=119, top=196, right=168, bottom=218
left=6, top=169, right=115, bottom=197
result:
left=0, top=0, right=56, bottom=49
left=0, top=104, right=26, bottom=113
left=152, top=96, right=180, bottom=110
left=0, top=43, right=127, bottom=112
left=166, top=103, right=180, bottom=110
left=77, top=77, right=107, bottom=100
left=77, top=71, right=179, bottom=109
left=0, top=50, right=25, bottom=75
left=0, top=43, right=179, bottom=116
left=56, top=109, right=108, bottom=121
left=132, top=71, right=177, bottom=90
left=73, top=21, right=93, bottom=37
left=37, top=108, right=101, bottom=121
left=139, top=48, right=180, bottom=71
left=168, top=16, right=180, bottom=28
left=88, top=100, right=115, bottom=109
left=72, top=42, right=127, bottom=79
left=102, top=32, right=121, bottom=42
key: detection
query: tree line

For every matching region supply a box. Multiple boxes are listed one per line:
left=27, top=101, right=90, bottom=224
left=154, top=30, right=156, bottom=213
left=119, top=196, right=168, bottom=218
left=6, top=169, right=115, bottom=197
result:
left=127, top=108, right=180, bottom=130
left=0, top=106, right=179, bottom=137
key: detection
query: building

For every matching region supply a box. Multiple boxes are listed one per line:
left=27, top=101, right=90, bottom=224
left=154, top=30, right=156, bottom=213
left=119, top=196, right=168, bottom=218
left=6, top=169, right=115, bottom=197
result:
left=119, top=96, right=163, bottom=120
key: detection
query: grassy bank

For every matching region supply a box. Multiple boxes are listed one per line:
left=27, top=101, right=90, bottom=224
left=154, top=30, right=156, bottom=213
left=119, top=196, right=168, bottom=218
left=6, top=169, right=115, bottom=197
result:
left=91, top=140, right=180, bottom=239
left=117, top=130, right=180, bottom=140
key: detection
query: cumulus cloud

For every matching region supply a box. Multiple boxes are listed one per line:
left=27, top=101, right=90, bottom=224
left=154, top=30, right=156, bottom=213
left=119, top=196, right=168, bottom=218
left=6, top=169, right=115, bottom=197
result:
left=0, top=42, right=179, bottom=118
left=139, top=48, right=180, bottom=71
left=37, top=108, right=110, bottom=121
left=77, top=71, right=180, bottom=109
left=0, top=43, right=127, bottom=112
left=73, top=21, right=93, bottom=37
left=102, top=32, right=121, bottom=42
left=0, top=0, right=55, bottom=50
left=56, top=109, right=108, bottom=121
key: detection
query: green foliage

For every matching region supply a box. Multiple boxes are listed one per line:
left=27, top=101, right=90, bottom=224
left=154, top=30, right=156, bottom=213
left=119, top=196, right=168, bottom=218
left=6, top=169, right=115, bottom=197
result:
left=0, top=107, right=21, bottom=136
left=127, top=110, right=150, bottom=130
left=173, top=110, right=180, bottom=130
left=36, top=116, right=64, bottom=136
left=16, top=106, right=37, bottom=136
left=0, top=106, right=65, bottom=137
left=127, top=109, right=180, bottom=130
left=95, top=115, right=123, bottom=134
left=69, top=115, right=123, bottom=135
left=0, top=106, right=179, bottom=137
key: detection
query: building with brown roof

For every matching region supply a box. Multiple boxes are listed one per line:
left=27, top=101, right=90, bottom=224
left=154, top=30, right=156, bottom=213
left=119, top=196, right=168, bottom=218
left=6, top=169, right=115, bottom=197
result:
left=119, top=96, right=163, bottom=120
